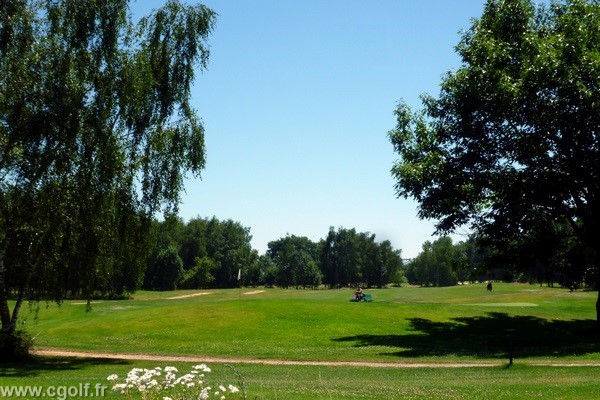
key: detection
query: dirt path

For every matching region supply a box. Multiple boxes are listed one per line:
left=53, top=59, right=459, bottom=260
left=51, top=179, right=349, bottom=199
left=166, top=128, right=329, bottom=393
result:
left=32, top=349, right=600, bottom=368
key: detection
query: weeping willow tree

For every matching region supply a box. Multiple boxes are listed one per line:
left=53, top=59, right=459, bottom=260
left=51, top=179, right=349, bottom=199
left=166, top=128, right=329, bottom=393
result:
left=0, top=0, right=216, bottom=343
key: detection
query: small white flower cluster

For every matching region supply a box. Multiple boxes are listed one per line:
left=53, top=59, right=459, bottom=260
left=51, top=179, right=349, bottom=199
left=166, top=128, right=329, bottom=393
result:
left=107, top=364, right=240, bottom=400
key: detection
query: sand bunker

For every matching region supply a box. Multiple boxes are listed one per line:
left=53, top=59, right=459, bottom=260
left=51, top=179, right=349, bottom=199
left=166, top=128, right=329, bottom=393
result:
left=166, top=292, right=213, bottom=300
left=243, top=290, right=265, bottom=295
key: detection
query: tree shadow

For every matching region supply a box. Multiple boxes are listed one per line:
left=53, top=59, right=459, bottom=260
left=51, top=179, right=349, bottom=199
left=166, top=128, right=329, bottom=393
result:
left=0, top=356, right=132, bottom=377
left=333, top=312, right=599, bottom=359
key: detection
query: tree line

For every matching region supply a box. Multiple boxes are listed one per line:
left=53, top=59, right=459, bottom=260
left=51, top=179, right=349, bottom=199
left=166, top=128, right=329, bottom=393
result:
left=405, top=222, right=597, bottom=290
left=146, top=215, right=598, bottom=291
left=143, top=218, right=405, bottom=290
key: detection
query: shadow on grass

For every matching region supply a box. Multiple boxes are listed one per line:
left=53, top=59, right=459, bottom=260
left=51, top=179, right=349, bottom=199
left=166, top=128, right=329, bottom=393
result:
left=0, top=356, right=132, bottom=377
left=333, top=312, right=599, bottom=359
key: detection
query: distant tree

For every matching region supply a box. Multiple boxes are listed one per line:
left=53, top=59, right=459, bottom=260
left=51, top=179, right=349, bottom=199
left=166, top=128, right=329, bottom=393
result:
left=485, top=219, right=597, bottom=288
left=375, top=239, right=404, bottom=288
left=389, top=0, right=600, bottom=325
left=179, top=218, right=209, bottom=271
left=179, top=256, right=216, bottom=289
left=408, top=237, right=458, bottom=287
left=267, top=235, right=321, bottom=288
left=320, top=227, right=403, bottom=288
left=144, top=245, right=184, bottom=291
left=147, top=217, right=258, bottom=289
left=205, top=218, right=258, bottom=288
left=0, top=0, right=216, bottom=341
left=257, top=254, right=278, bottom=288
left=356, top=232, right=379, bottom=287
left=289, top=250, right=322, bottom=289
left=320, top=227, right=361, bottom=288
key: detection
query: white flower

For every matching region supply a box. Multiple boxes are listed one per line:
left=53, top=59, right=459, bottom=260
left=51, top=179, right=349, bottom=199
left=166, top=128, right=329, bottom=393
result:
left=112, top=383, right=127, bottom=393
left=109, top=364, right=240, bottom=400
left=228, top=385, right=240, bottom=393
left=193, top=364, right=211, bottom=373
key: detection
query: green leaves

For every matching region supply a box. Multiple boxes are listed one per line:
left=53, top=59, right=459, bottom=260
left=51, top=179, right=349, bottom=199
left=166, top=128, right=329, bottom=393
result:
left=0, top=0, right=217, bottom=327
left=389, top=0, right=600, bottom=251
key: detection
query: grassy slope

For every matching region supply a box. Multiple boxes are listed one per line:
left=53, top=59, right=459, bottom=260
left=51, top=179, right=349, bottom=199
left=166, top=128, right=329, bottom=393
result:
left=2, top=283, right=600, bottom=399
left=20, top=283, right=600, bottom=362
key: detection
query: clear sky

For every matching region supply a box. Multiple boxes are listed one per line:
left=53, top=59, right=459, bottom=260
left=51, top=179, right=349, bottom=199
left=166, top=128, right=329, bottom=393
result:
left=132, top=0, right=488, bottom=258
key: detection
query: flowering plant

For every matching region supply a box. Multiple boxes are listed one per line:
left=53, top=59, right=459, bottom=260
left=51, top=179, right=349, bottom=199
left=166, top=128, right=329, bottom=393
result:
left=107, top=364, right=241, bottom=400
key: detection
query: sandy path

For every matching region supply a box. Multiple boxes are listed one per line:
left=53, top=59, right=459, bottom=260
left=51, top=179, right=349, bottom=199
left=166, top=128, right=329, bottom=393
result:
left=32, top=349, right=600, bottom=368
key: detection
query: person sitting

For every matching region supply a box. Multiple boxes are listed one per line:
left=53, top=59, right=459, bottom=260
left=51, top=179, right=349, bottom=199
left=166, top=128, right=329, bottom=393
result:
left=354, top=287, right=364, bottom=300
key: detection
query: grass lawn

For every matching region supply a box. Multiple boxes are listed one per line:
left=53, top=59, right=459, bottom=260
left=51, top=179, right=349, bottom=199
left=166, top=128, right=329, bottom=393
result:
left=2, top=283, right=600, bottom=399
left=2, top=357, right=600, bottom=399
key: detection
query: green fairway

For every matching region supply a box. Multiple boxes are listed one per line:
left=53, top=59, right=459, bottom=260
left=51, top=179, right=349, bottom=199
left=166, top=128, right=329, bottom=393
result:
left=20, top=283, right=600, bottom=362
left=2, top=283, right=600, bottom=399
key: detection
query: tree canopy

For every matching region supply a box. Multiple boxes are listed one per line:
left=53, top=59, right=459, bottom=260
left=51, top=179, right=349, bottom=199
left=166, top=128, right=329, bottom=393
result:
left=0, top=0, right=216, bottom=335
left=388, top=0, right=600, bottom=323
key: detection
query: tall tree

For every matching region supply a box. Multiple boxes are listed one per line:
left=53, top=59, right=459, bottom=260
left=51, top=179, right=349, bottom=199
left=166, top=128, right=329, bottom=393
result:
left=0, top=0, right=216, bottom=337
left=407, top=237, right=458, bottom=287
left=320, top=227, right=361, bottom=288
left=267, top=235, right=321, bottom=288
left=389, top=0, right=600, bottom=325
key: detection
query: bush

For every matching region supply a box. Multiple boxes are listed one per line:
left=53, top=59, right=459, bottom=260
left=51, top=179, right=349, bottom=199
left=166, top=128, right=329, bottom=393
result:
left=0, top=329, right=33, bottom=361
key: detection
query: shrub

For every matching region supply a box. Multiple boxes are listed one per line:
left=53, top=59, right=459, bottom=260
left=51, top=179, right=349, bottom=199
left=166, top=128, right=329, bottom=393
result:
left=0, top=329, right=33, bottom=361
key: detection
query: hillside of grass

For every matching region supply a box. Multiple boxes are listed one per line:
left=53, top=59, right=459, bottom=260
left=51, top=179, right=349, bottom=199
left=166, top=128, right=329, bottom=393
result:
left=20, top=283, right=599, bottom=363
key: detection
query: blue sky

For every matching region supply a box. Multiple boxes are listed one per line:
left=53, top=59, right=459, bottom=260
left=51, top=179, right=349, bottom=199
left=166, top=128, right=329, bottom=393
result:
left=132, top=0, right=488, bottom=258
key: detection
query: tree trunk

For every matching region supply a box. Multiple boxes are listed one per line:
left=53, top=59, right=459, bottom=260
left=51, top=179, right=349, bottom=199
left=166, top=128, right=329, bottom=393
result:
left=595, top=241, right=600, bottom=333
left=597, top=290, right=600, bottom=332
left=0, top=250, right=14, bottom=333
left=597, top=267, right=600, bottom=332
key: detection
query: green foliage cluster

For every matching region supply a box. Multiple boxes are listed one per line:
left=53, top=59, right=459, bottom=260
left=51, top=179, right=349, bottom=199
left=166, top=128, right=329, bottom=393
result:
left=407, top=237, right=465, bottom=287
left=407, top=229, right=598, bottom=288
left=253, top=227, right=404, bottom=289
left=0, top=0, right=216, bottom=349
left=388, top=0, right=600, bottom=322
left=144, top=222, right=405, bottom=290
left=143, top=216, right=258, bottom=291
left=389, top=0, right=600, bottom=255
left=320, top=227, right=405, bottom=288
left=265, top=235, right=322, bottom=289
